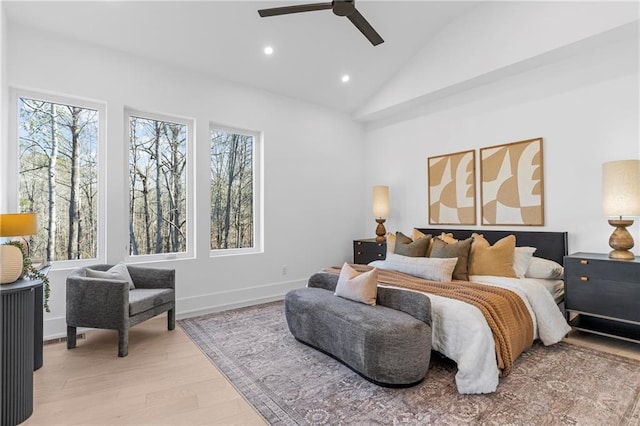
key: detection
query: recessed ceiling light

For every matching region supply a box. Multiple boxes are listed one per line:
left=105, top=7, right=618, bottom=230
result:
left=264, top=46, right=274, bottom=55
left=341, top=74, right=350, bottom=83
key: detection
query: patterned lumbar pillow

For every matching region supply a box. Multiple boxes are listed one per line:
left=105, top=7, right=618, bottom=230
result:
left=468, top=233, right=517, bottom=278
left=334, top=263, right=378, bottom=305
left=393, top=231, right=432, bottom=257
left=383, top=253, right=458, bottom=282
left=86, top=263, right=135, bottom=290
left=430, top=237, right=473, bottom=281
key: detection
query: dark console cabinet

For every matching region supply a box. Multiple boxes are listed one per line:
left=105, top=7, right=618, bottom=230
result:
left=353, top=239, right=387, bottom=265
left=1, top=277, right=44, bottom=426
left=564, top=252, right=640, bottom=343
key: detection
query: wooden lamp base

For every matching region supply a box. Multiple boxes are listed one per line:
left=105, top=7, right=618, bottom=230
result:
left=608, top=219, right=635, bottom=260
left=375, top=219, right=386, bottom=243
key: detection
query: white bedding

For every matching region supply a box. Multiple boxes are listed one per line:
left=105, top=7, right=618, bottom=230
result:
left=537, top=278, right=565, bottom=304
left=370, top=261, right=571, bottom=394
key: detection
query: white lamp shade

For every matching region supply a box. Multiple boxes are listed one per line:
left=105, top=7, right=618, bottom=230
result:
left=602, top=160, right=640, bottom=217
left=372, top=186, right=389, bottom=218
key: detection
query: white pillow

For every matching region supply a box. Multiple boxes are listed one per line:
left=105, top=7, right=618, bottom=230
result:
left=525, top=257, right=564, bottom=279
left=86, top=263, right=135, bottom=290
left=334, top=263, right=378, bottom=306
left=514, top=246, right=537, bottom=278
left=382, top=253, right=457, bottom=282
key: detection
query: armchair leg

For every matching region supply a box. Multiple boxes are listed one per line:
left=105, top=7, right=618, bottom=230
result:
left=67, top=326, right=77, bottom=349
left=118, top=328, right=129, bottom=357
left=168, top=308, right=175, bottom=331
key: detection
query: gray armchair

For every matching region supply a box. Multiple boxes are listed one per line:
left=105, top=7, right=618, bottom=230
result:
left=66, top=264, right=175, bottom=357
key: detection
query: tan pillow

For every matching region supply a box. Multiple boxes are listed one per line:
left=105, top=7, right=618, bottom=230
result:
left=386, top=232, right=396, bottom=255
left=468, top=233, right=517, bottom=278
left=437, top=232, right=458, bottom=244
left=334, top=263, right=378, bottom=305
left=411, top=229, right=427, bottom=241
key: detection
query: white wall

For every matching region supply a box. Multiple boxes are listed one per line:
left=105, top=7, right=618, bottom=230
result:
left=363, top=23, right=640, bottom=256
left=5, top=24, right=365, bottom=339
left=0, top=3, right=7, bottom=212
left=357, top=1, right=639, bottom=122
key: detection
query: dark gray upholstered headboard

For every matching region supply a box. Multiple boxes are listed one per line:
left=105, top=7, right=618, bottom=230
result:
left=416, top=228, right=568, bottom=266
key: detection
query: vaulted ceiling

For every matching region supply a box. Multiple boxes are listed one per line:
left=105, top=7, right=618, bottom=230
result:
left=3, top=1, right=478, bottom=113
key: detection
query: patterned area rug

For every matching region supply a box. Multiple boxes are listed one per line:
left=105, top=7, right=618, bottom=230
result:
left=179, top=302, right=640, bottom=425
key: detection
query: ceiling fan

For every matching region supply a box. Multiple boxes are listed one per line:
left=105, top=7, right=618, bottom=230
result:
left=258, top=0, right=384, bottom=46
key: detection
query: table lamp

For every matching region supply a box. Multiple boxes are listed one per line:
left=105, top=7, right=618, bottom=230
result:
left=0, top=213, right=37, bottom=284
left=373, top=186, right=389, bottom=243
left=602, top=160, right=640, bottom=260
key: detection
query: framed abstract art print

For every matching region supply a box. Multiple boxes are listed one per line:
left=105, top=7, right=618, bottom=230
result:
left=428, top=149, right=476, bottom=225
left=479, top=137, right=544, bottom=226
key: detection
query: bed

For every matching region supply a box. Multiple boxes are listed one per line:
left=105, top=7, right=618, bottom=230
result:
left=368, top=228, right=571, bottom=394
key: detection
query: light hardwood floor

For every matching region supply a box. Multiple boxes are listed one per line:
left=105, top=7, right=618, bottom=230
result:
left=25, top=313, right=640, bottom=425
left=25, top=314, right=265, bottom=425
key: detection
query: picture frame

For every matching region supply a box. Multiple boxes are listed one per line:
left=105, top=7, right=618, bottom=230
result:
left=479, top=137, right=544, bottom=226
left=428, top=149, right=476, bottom=225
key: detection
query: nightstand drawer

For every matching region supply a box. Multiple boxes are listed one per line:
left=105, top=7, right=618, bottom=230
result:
left=564, top=252, right=640, bottom=342
left=565, top=277, right=640, bottom=322
left=353, top=239, right=386, bottom=265
left=565, top=257, right=640, bottom=283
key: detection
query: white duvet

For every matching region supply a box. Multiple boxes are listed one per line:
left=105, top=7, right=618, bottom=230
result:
left=372, top=265, right=571, bottom=394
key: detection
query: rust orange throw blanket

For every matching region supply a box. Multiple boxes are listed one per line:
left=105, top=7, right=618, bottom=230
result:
left=325, top=265, right=533, bottom=376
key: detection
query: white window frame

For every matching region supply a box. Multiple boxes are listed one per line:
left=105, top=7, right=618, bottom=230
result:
left=124, top=108, right=195, bottom=262
left=209, top=122, right=263, bottom=257
left=9, top=88, right=107, bottom=269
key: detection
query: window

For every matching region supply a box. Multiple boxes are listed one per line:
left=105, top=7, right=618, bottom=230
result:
left=128, top=112, right=191, bottom=258
left=210, top=125, right=261, bottom=253
left=17, top=94, right=102, bottom=263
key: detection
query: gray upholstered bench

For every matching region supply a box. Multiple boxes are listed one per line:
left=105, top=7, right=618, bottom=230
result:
left=284, top=272, right=432, bottom=387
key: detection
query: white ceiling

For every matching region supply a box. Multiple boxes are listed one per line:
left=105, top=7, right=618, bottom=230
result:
left=4, top=1, right=478, bottom=114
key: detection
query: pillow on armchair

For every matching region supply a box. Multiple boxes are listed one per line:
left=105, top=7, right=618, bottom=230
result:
left=86, top=263, right=135, bottom=289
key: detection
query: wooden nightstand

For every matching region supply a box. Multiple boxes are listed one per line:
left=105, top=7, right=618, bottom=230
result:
left=353, top=239, right=386, bottom=265
left=564, top=252, right=640, bottom=343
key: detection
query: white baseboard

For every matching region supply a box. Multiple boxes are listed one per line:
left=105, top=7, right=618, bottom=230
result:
left=42, top=278, right=306, bottom=340
left=176, top=278, right=305, bottom=319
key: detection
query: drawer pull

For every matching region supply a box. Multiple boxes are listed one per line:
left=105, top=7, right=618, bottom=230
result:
left=377, top=253, right=383, bottom=257
left=580, top=259, right=588, bottom=265
left=580, top=276, right=589, bottom=282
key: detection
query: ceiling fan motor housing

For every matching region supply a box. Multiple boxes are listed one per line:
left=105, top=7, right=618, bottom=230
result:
left=333, top=0, right=355, bottom=16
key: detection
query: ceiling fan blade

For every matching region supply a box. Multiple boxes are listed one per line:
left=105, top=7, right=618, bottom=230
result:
left=347, top=9, right=384, bottom=46
left=258, top=2, right=333, bottom=17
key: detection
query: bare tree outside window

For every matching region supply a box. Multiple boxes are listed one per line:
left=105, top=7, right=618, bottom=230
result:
left=18, top=97, right=99, bottom=262
left=129, top=116, right=187, bottom=256
left=210, top=129, right=254, bottom=250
